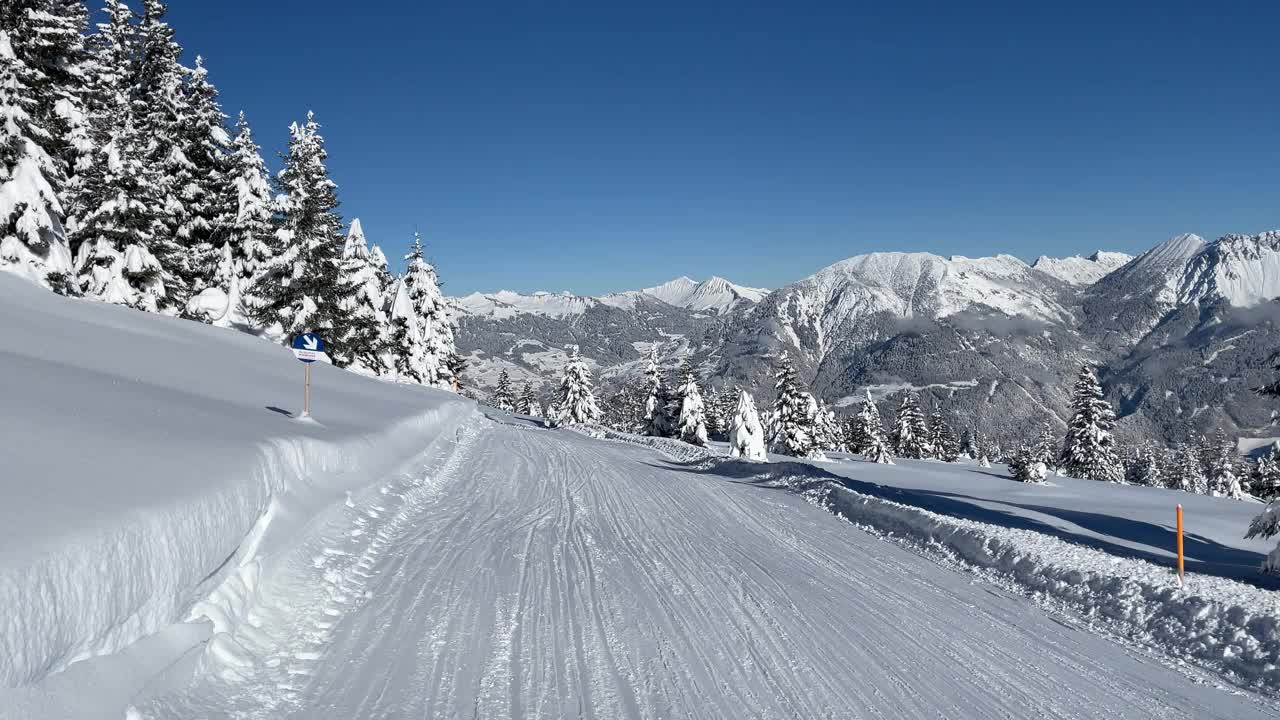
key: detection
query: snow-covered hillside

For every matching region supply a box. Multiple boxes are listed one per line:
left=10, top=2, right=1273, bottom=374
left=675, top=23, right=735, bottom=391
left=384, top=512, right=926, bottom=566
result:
left=1032, top=251, right=1134, bottom=285
left=456, top=275, right=767, bottom=319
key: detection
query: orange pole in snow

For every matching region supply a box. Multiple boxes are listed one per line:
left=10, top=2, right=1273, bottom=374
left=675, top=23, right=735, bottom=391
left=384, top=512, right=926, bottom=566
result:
left=1176, top=504, right=1185, bottom=585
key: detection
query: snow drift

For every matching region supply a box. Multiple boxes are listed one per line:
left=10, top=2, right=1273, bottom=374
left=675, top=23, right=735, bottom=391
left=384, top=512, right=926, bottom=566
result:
left=0, top=273, right=478, bottom=689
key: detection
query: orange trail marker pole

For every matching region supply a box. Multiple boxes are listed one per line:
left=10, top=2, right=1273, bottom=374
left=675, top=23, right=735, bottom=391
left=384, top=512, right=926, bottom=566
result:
left=1176, top=504, right=1184, bottom=585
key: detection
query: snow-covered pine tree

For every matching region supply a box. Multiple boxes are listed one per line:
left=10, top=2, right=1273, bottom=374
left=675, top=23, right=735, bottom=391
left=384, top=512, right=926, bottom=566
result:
left=1058, top=366, right=1122, bottom=482
left=1170, top=443, right=1207, bottom=493
left=247, top=113, right=369, bottom=368
left=891, top=391, right=930, bottom=459
left=674, top=361, right=709, bottom=446
left=336, top=218, right=389, bottom=373
left=493, top=368, right=516, bottom=412
left=1252, top=446, right=1280, bottom=500
left=728, top=389, right=767, bottom=461
left=174, top=55, right=232, bottom=297
left=641, top=346, right=675, bottom=437
left=812, top=400, right=844, bottom=454
left=1205, top=430, right=1245, bottom=499
left=770, top=355, right=820, bottom=459
left=223, top=113, right=272, bottom=277
left=550, top=345, right=600, bottom=427
left=703, top=386, right=727, bottom=440
left=0, top=29, right=74, bottom=291
left=928, top=407, right=960, bottom=462
left=403, top=231, right=455, bottom=388
left=2, top=2, right=93, bottom=226
left=1125, top=443, right=1164, bottom=487
left=1034, top=423, right=1058, bottom=472
left=1009, top=445, right=1048, bottom=483
left=848, top=391, right=892, bottom=463
left=519, top=381, right=544, bottom=418
left=602, top=382, right=646, bottom=431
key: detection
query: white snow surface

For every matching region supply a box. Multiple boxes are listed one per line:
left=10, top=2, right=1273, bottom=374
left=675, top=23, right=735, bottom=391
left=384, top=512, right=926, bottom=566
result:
left=2, top=273, right=1279, bottom=718
left=1032, top=251, right=1134, bottom=286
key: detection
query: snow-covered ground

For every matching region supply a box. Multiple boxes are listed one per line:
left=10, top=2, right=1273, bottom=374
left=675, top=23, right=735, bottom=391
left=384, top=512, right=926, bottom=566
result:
left=2, top=273, right=1278, bottom=718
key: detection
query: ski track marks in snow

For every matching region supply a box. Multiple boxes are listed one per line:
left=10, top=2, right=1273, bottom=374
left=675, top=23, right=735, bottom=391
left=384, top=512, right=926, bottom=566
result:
left=137, top=418, right=1277, bottom=719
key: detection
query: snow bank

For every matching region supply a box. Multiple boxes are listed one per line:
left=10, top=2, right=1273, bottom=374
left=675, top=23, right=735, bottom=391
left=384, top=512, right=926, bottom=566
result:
left=753, top=461, right=1280, bottom=693
left=0, top=274, right=478, bottom=689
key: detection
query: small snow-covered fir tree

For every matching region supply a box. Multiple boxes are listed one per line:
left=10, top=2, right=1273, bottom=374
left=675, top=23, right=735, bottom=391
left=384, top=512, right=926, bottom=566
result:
left=928, top=407, right=960, bottom=462
left=519, top=381, right=544, bottom=418
left=0, top=29, right=74, bottom=291
left=641, top=346, right=675, bottom=437
left=770, top=355, right=821, bottom=459
left=1170, top=443, right=1207, bottom=493
left=813, top=400, right=845, bottom=454
left=1205, top=430, right=1245, bottom=499
left=223, top=112, right=273, bottom=279
left=1125, top=443, right=1164, bottom=487
left=550, top=345, right=601, bottom=427
left=383, top=231, right=456, bottom=388
left=674, top=361, right=709, bottom=446
left=493, top=368, right=516, bottom=412
left=849, top=392, right=893, bottom=464
left=1009, top=445, right=1049, bottom=483
left=1058, top=366, right=1122, bottom=482
left=728, top=389, right=767, bottom=461
left=891, top=392, right=930, bottom=459
left=175, top=55, right=231, bottom=295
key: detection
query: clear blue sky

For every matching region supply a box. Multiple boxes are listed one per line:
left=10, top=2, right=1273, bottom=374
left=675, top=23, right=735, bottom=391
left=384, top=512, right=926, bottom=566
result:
left=162, top=1, right=1280, bottom=296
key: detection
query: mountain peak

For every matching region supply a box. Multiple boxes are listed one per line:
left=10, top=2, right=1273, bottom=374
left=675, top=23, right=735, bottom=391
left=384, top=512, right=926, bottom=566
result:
left=1031, top=251, right=1134, bottom=286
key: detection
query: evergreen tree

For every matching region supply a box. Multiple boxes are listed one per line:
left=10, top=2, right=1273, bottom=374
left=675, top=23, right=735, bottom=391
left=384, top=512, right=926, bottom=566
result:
left=1205, top=430, right=1245, bottom=499
left=1252, top=446, right=1280, bottom=500
left=728, top=389, right=767, bottom=461
left=1035, top=423, right=1059, bottom=472
left=337, top=218, right=388, bottom=373
left=1170, top=443, right=1207, bottom=493
left=519, top=381, right=543, bottom=418
left=247, top=113, right=366, bottom=367
left=0, top=29, right=73, bottom=290
left=928, top=407, right=960, bottom=462
left=674, top=360, right=709, bottom=446
left=891, top=391, right=930, bottom=459
left=848, top=391, right=892, bottom=463
left=445, top=351, right=466, bottom=393
left=770, top=355, right=820, bottom=459
left=386, top=231, right=455, bottom=388
left=1125, top=443, right=1164, bottom=487
left=959, top=428, right=978, bottom=460
left=813, top=400, right=845, bottom=453
left=641, top=346, right=674, bottom=437
left=175, top=55, right=232, bottom=295
left=1058, top=366, right=1122, bottom=482
left=222, top=112, right=272, bottom=278
left=550, top=345, right=600, bottom=427
left=493, top=368, right=516, bottom=412
left=602, top=381, right=647, bottom=431
left=1009, top=445, right=1049, bottom=483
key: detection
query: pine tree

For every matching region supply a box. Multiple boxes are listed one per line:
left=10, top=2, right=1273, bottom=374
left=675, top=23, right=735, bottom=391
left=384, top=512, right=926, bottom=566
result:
left=674, top=361, right=709, bottom=446
left=641, top=346, right=675, bottom=437
left=384, top=231, right=454, bottom=387
left=175, top=56, right=231, bottom=295
left=769, top=355, right=820, bottom=459
left=812, top=400, right=844, bottom=454
left=1034, top=423, right=1058, bottom=472
left=1170, top=443, right=1207, bottom=493
left=1125, top=443, right=1164, bottom=487
left=928, top=407, right=960, bottom=462
left=1058, top=366, right=1122, bottom=482
left=247, top=113, right=369, bottom=367
left=1205, top=430, right=1245, bottom=499
left=1009, top=445, right=1049, bottom=483
left=336, top=218, right=388, bottom=373
left=550, top=345, right=600, bottom=427
left=519, top=381, right=543, bottom=418
left=1252, top=446, right=1280, bottom=500
left=0, top=29, right=73, bottom=290
left=847, top=391, right=892, bottom=463
left=493, top=368, right=516, bottom=412
left=728, top=389, right=767, bottom=461
left=891, top=392, right=930, bottom=459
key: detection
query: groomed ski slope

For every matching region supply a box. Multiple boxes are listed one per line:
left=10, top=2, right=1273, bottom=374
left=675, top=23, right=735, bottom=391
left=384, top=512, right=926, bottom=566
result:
left=135, top=414, right=1274, bottom=719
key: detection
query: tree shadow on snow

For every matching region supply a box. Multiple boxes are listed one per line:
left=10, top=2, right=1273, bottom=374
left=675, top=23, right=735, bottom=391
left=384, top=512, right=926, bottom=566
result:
left=640, top=455, right=1278, bottom=589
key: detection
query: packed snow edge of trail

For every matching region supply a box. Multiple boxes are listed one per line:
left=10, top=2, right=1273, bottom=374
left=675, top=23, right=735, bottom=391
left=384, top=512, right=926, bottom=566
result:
left=0, top=398, right=481, bottom=690
left=581, top=426, right=1280, bottom=695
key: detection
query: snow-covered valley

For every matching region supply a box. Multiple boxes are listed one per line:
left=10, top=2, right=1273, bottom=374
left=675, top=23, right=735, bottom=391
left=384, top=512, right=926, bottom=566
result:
left=3, top=245, right=1280, bottom=719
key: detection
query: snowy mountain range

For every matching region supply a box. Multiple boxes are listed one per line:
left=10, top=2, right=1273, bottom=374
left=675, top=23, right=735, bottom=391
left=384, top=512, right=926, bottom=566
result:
left=454, top=229, right=1280, bottom=447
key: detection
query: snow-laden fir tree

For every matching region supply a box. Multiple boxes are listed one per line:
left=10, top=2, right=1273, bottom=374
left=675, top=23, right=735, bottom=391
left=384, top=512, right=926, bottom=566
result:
left=0, top=29, right=74, bottom=291
left=928, top=407, right=960, bottom=462
left=174, top=56, right=231, bottom=296
left=493, top=368, right=516, bottom=412
left=1125, top=443, right=1164, bottom=487
left=1058, top=366, right=1122, bottom=482
left=384, top=231, right=455, bottom=387
left=848, top=391, right=892, bottom=463
left=728, top=389, right=767, bottom=461
left=641, top=346, right=675, bottom=437
left=602, top=381, right=647, bottom=432
left=223, top=113, right=272, bottom=278
left=813, top=400, right=845, bottom=453
left=769, top=355, right=820, bottom=459
left=519, top=381, right=543, bottom=418
left=703, top=386, right=728, bottom=440
left=1170, top=443, right=1207, bottom=493
left=891, top=391, right=930, bottom=459
left=1, top=1, right=93, bottom=231
left=247, top=113, right=370, bottom=364
left=1252, top=446, right=1280, bottom=500
left=1205, top=430, right=1245, bottom=499
left=549, top=345, right=600, bottom=427
left=336, top=218, right=389, bottom=373
left=674, top=361, right=709, bottom=446
left=1009, top=445, right=1049, bottom=483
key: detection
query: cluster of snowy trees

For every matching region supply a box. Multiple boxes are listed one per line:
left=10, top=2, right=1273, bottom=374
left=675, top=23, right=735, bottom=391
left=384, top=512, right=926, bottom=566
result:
left=490, top=369, right=545, bottom=418
left=0, top=1, right=457, bottom=388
